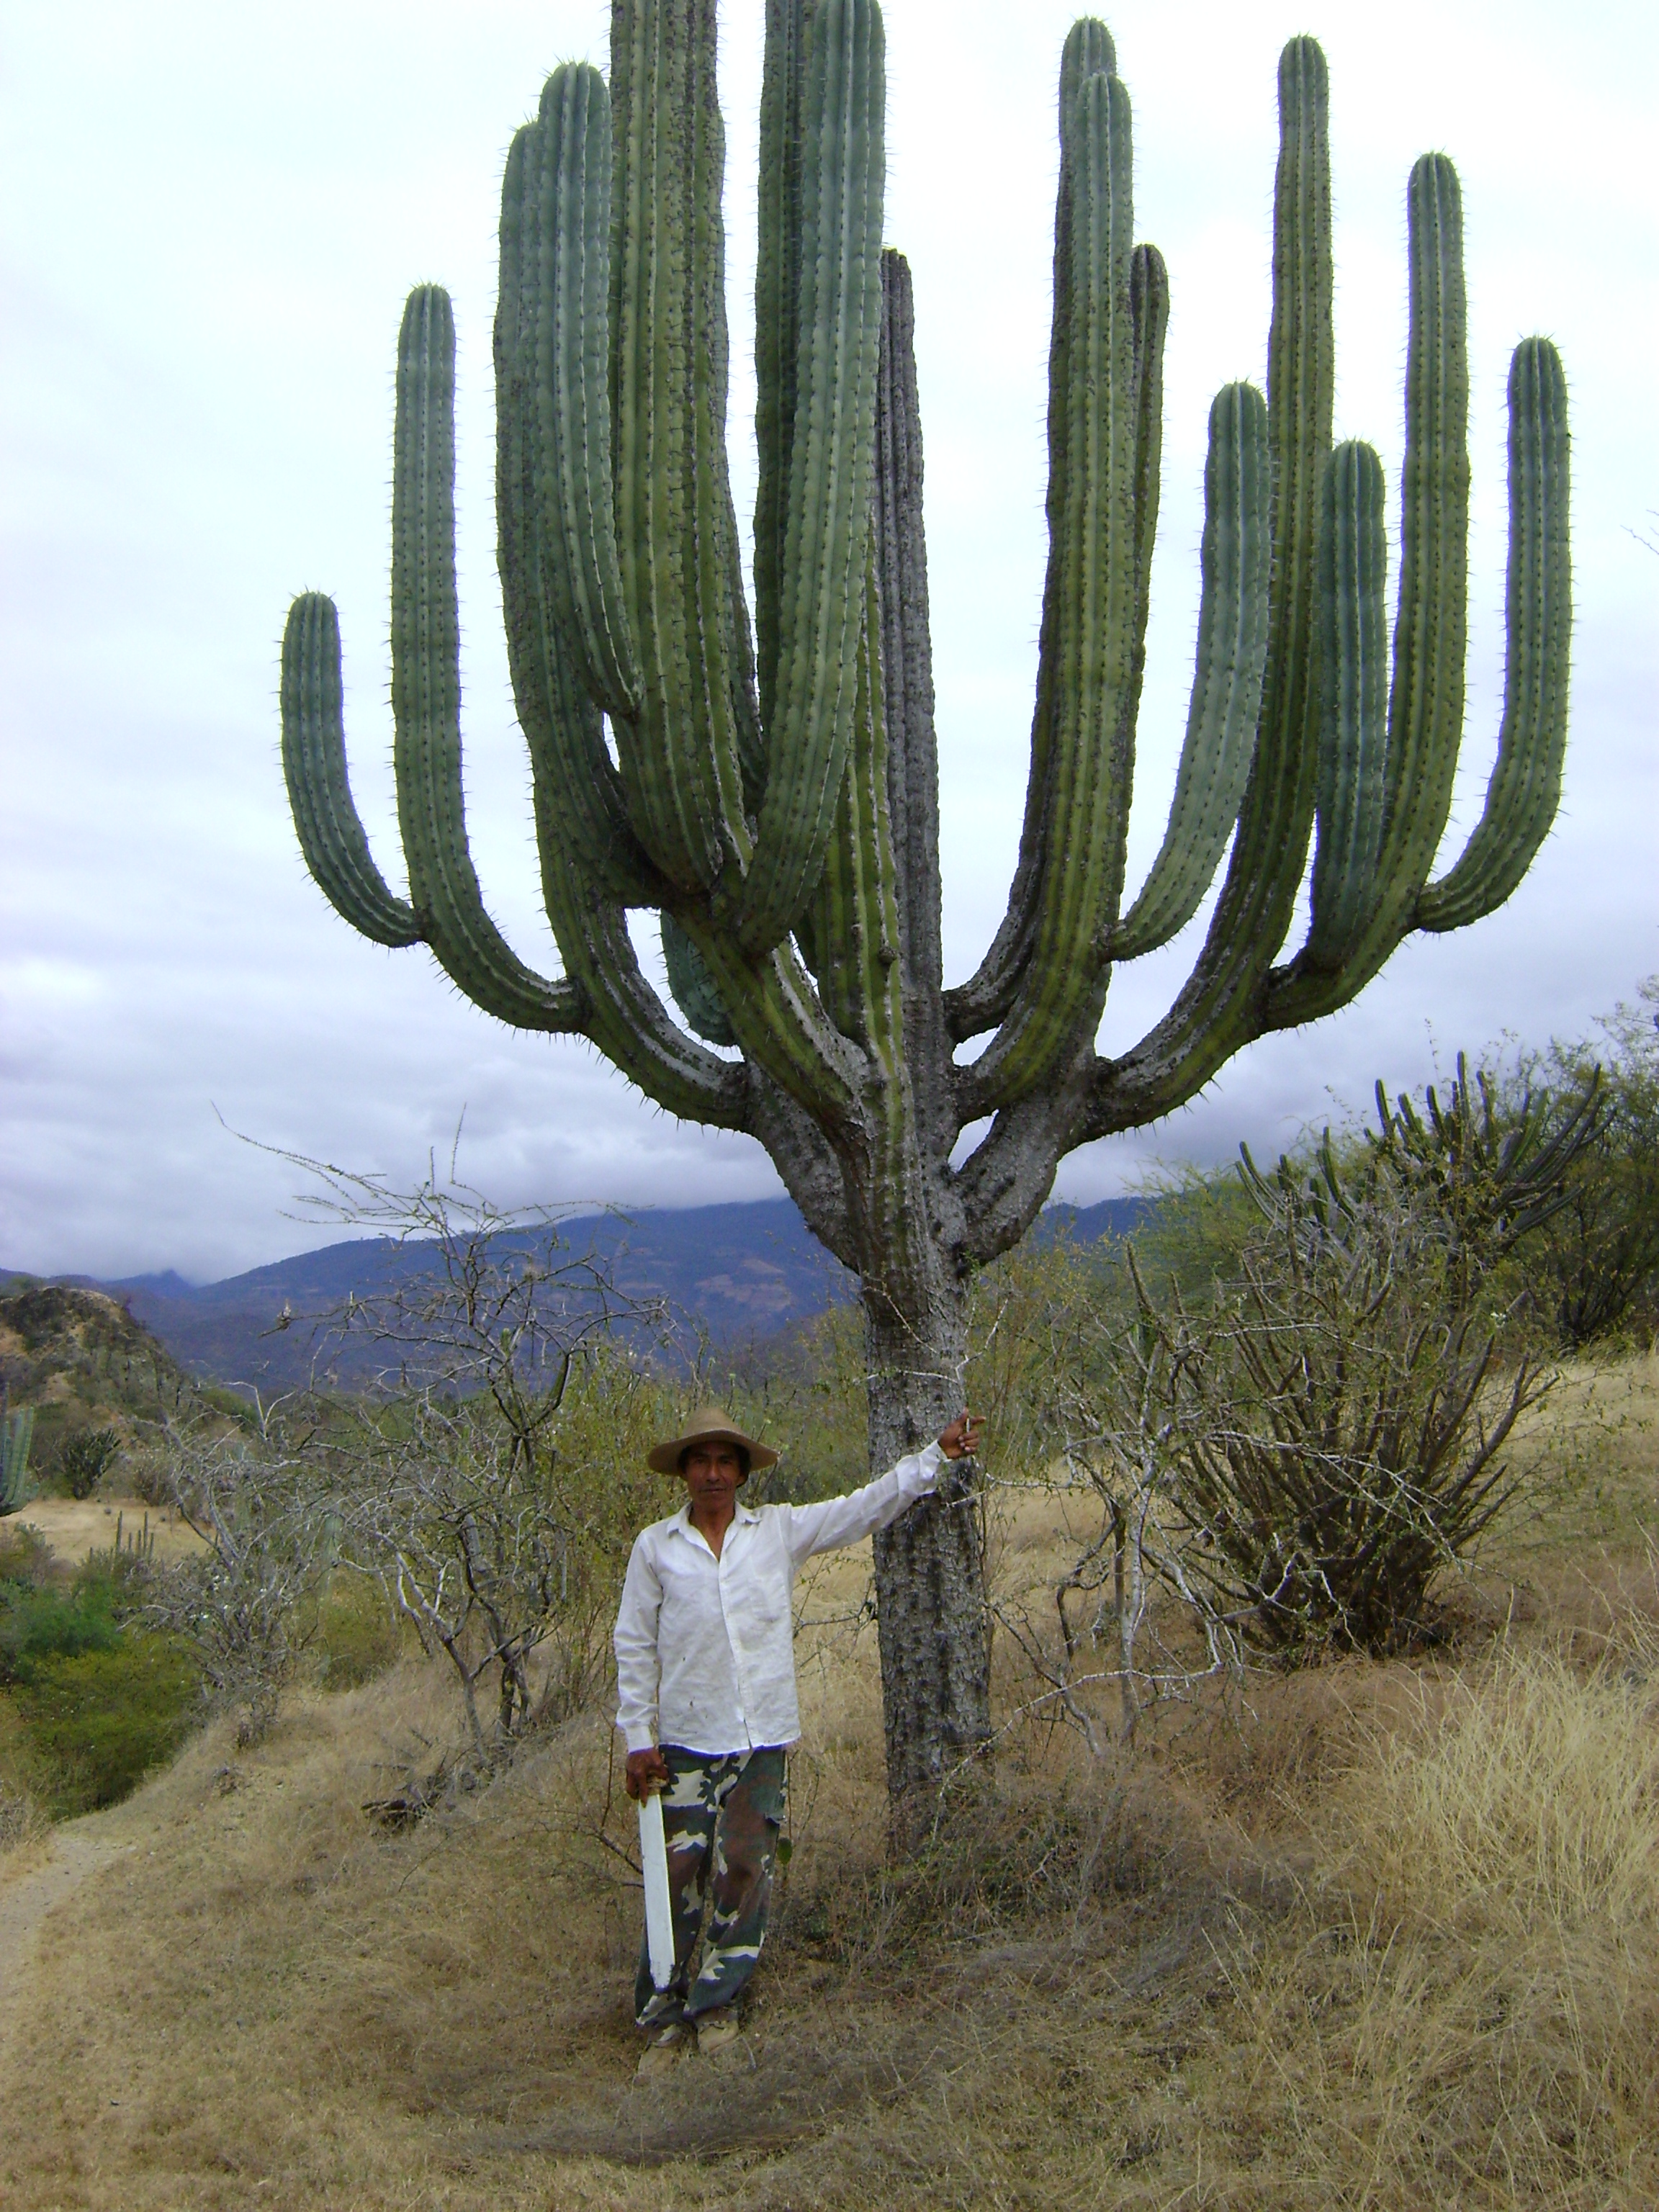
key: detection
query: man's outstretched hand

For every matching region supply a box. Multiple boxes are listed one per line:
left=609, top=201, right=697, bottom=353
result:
left=937, top=1413, right=982, bottom=1462
left=626, top=1746, right=672, bottom=1801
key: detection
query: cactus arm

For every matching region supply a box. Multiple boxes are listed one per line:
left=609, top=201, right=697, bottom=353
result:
left=1371, top=154, right=1470, bottom=911
left=1069, top=35, right=1334, bottom=1132
left=532, top=66, right=642, bottom=725
left=1416, top=338, right=1571, bottom=931
left=662, top=914, right=737, bottom=1046
left=1, top=1406, right=36, bottom=1516
left=497, top=125, right=662, bottom=909
left=753, top=0, right=809, bottom=740
left=1125, top=243, right=1169, bottom=734
left=390, top=286, right=585, bottom=1033
left=609, top=0, right=754, bottom=891
left=1111, top=379, right=1272, bottom=961
left=280, top=593, right=421, bottom=948
left=943, top=19, right=1120, bottom=1045
left=1267, top=151, right=1472, bottom=1017
left=956, top=61, right=1140, bottom=1110
left=875, top=251, right=946, bottom=1033
left=734, top=0, right=886, bottom=956
left=1301, top=439, right=1389, bottom=968
left=805, top=536, right=896, bottom=1048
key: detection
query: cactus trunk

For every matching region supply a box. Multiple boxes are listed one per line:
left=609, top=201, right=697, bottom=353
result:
left=281, top=9, right=1571, bottom=1833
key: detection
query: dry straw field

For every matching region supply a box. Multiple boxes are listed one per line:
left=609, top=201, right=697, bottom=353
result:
left=2, top=1354, right=1658, bottom=2212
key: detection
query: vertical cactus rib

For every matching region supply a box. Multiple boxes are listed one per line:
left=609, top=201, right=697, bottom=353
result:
left=280, top=593, right=420, bottom=947
left=1303, top=439, right=1389, bottom=967
left=964, top=60, right=1139, bottom=1109
left=390, top=285, right=585, bottom=1032
left=1417, top=337, right=1570, bottom=931
left=734, top=0, right=886, bottom=955
left=610, top=0, right=752, bottom=893
left=497, top=123, right=660, bottom=909
left=534, top=63, right=642, bottom=723
left=945, top=17, right=1119, bottom=1043
left=1112, top=379, right=1272, bottom=960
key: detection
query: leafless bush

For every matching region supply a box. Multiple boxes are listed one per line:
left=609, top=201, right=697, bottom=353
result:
left=145, top=1394, right=338, bottom=1744
left=346, top=1346, right=662, bottom=1763
left=241, top=1148, right=674, bottom=1774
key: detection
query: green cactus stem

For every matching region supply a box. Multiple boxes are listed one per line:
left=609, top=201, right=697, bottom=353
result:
left=281, top=10, right=1570, bottom=1825
left=1, top=1403, right=35, bottom=1517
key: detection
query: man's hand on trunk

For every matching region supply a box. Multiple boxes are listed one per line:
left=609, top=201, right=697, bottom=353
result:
left=626, top=1746, right=672, bottom=1801
left=938, top=1413, right=982, bottom=1461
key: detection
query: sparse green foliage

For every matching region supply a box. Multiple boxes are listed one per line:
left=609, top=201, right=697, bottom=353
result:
left=12, top=1637, right=197, bottom=1817
left=1138, top=1133, right=1552, bottom=1655
left=1521, top=982, right=1659, bottom=1347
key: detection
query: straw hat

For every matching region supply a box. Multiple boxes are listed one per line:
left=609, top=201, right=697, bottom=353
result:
left=647, top=1403, right=779, bottom=1476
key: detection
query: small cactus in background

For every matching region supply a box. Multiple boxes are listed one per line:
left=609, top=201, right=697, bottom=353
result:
left=1, top=1402, right=36, bottom=1517
left=280, top=8, right=1570, bottom=1817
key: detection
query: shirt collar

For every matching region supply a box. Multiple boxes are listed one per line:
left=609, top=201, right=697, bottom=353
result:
left=670, top=1500, right=759, bottom=1543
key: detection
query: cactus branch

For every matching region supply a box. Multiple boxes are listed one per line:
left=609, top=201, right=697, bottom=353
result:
left=1112, top=379, right=1272, bottom=961
left=1416, top=338, right=1571, bottom=930
left=280, top=594, right=419, bottom=949
left=389, top=287, right=585, bottom=1033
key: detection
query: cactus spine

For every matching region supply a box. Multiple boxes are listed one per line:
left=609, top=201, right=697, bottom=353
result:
left=280, top=8, right=1571, bottom=1822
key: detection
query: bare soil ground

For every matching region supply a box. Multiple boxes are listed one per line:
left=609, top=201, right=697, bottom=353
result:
left=1, top=1354, right=1655, bottom=2211
left=12, top=1496, right=208, bottom=1565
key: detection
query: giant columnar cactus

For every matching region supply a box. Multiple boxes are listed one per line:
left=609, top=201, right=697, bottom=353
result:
left=281, top=6, right=1570, bottom=1822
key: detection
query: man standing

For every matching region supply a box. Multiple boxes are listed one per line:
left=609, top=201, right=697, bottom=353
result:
left=614, top=1402, right=981, bottom=2069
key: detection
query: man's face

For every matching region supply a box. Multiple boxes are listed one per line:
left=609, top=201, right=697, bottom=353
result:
left=680, top=1440, right=745, bottom=1515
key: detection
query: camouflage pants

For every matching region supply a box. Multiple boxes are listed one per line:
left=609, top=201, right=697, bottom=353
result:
left=634, top=1745, right=787, bottom=2029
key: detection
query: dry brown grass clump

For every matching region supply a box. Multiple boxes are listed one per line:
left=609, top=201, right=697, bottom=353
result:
left=1, top=1353, right=1656, bottom=2208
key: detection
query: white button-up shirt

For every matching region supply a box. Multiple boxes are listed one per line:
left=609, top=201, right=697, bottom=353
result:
left=613, top=1444, right=945, bottom=1754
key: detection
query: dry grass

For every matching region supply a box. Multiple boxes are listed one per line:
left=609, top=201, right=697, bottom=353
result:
left=1, top=1352, right=1656, bottom=2209
left=10, top=1495, right=209, bottom=1566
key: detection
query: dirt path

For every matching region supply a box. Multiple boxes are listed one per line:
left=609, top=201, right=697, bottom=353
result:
left=0, top=1821, right=127, bottom=2054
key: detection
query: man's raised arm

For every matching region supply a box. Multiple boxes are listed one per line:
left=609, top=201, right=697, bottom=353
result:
left=783, top=1416, right=980, bottom=1565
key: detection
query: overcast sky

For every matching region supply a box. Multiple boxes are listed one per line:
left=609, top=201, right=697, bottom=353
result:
left=3, top=0, right=1655, bottom=1284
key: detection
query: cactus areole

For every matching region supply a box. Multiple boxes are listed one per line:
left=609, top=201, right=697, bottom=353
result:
left=281, top=6, right=1570, bottom=1830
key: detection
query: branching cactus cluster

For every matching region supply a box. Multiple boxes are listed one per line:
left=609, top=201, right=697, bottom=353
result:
left=281, top=3, right=1570, bottom=1815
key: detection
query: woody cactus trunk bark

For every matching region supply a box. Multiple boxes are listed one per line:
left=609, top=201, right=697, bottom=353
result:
left=279, top=4, right=1570, bottom=1830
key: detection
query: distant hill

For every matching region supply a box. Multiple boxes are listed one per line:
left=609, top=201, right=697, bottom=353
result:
left=0, top=1282, right=204, bottom=1478
left=5, top=1195, right=1150, bottom=1393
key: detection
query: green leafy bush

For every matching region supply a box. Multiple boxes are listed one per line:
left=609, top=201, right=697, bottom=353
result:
left=12, top=1636, right=197, bottom=1816
left=0, top=1578, right=120, bottom=1685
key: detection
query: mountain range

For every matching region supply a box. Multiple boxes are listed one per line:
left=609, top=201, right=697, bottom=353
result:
left=5, top=1196, right=1148, bottom=1391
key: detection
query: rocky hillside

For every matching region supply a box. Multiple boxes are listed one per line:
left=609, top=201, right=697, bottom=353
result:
left=0, top=1285, right=202, bottom=1484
